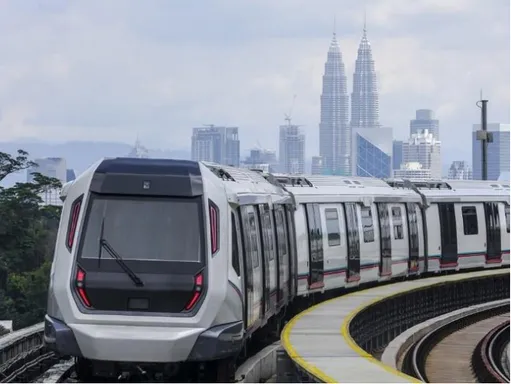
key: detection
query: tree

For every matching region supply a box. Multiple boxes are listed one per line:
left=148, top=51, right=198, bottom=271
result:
left=0, top=150, right=63, bottom=329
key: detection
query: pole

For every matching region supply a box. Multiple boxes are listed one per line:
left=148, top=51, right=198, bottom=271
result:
left=481, top=99, right=488, bottom=180
left=476, top=98, right=489, bottom=180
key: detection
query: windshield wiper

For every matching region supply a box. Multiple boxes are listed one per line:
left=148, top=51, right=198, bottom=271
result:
left=99, top=238, right=144, bottom=287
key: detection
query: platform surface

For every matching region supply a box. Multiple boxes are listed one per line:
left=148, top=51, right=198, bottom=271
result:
left=281, top=268, right=509, bottom=383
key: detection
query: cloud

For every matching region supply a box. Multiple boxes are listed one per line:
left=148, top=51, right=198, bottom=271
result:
left=0, top=0, right=508, bottom=167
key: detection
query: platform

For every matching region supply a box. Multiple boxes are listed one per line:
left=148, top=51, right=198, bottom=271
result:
left=281, top=269, right=508, bottom=383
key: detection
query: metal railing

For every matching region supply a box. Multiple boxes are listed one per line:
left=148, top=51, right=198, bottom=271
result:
left=0, top=322, right=50, bottom=382
left=349, top=273, right=510, bottom=356
left=279, top=270, right=510, bottom=382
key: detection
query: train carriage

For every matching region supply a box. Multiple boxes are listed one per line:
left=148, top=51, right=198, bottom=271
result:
left=44, top=158, right=510, bottom=381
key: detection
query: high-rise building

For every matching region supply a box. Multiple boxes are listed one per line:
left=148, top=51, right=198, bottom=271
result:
left=279, top=124, right=305, bottom=174
left=393, top=140, right=404, bottom=170
left=311, top=156, right=324, bottom=175
left=241, top=148, right=278, bottom=173
left=472, top=123, right=510, bottom=180
left=448, top=161, right=472, bottom=180
left=402, top=129, right=442, bottom=179
left=191, top=126, right=240, bottom=167
left=26, top=157, right=68, bottom=206
left=127, top=138, right=149, bottom=158
left=410, top=109, right=439, bottom=140
left=27, top=157, right=67, bottom=183
left=394, top=162, right=432, bottom=179
left=350, top=23, right=380, bottom=133
left=319, top=32, right=350, bottom=176
left=351, top=126, right=392, bottom=178
left=66, top=169, right=76, bottom=182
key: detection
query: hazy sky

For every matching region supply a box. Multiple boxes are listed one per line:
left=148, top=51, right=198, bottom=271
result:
left=0, top=0, right=509, bottom=165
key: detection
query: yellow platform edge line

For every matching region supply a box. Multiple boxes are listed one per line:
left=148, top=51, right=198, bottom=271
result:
left=280, top=268, right=510, bottom=384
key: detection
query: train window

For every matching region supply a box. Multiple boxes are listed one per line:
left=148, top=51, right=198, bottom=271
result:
left=248, top=212, right=260, bottom=268
left=361, top=207, right=374, bottom=243
left=505, top=205, right=510, bottom=233
left=325, top=208, right=341, bottom=247
left=392, top=206, right=404, bottom=240
left=231, top=213, right=241, bottom=276
left=461, top=206, right=478, bottom=235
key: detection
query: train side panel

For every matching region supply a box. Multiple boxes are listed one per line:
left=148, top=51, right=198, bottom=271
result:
left=320, top=203, right=347, bottom=290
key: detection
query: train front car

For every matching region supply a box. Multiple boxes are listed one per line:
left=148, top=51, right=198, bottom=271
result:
left=44, top=158, right=243, bottom=381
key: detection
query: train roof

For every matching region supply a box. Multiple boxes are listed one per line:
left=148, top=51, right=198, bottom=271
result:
left=201, top=162, right=292, bottom=206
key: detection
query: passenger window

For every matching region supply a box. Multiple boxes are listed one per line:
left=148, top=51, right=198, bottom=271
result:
left=506, top=205, right=510, bottom=233
left=461, top=206, right=478, bottom=235
left=231, top=213, right=241, bottom=276
left=325, top=208, right=341, bottom=247
left=392, top=207, right=404, bottom=240
left=361, top=207, right=374, bottom=243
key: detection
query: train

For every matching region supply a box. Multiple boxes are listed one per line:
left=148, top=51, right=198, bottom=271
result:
left=43, top=157, right=510, bottom=381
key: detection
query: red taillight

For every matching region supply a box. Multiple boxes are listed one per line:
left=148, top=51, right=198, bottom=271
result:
left=184, top=272, right=204, bottom=311
left=209, top=201, right=219, bottom=255
left=66, top=198, right=82, bottom=250
left=75, top=267, right=91, bottom=308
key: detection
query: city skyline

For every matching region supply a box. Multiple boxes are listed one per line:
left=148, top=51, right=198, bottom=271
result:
left=0, top=0, right=508, bottom=171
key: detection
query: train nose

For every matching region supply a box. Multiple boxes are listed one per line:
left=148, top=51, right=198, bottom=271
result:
left=69, top=323, right=205, bottom=362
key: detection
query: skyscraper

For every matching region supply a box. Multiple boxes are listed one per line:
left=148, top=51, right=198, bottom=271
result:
left=191, top=126, right=240, bottom=167
left=127, top=138, right=149, bottom=158
left=472, top=123, right=510, bottom=180
left=319, top=31, right=349, bottom=175
left=402, top=129, right=442, bottom=179
left=350, top=23, right=379, bottom=132
left=410, top=109, right=439, bottom=140
left=279, top=124, right=305, bottom=174
left=393, top=140, right=404, bottom=170
left=351, top=126, right=393, bottom=178
left=448, top=161, right=472, bottom=180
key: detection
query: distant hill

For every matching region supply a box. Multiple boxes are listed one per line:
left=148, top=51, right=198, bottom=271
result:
left=0, top=140, right=190, bottom=187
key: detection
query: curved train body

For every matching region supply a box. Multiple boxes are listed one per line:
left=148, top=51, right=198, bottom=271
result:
left=44, top=158, right=510, bottom=380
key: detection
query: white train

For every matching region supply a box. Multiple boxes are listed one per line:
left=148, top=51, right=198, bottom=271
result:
left=44, top=158, right=510, bottom=381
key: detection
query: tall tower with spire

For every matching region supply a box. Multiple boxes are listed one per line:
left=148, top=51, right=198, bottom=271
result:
left=350, top=18, right=392, bottom=179
left=319, top=26, right=350, bottom=175
left=350, top=19, right=380, bottom=130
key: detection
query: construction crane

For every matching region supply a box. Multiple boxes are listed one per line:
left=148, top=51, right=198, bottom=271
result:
left=284, top=94, right=297, bottom=126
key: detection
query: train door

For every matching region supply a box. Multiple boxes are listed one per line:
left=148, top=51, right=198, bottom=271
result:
left=377, top=203, right=392, bottom=277
left=437, top=203, right=458, bottom=267
left=484, top=202, right=502, bottom=263
left=231, top=212, right=244, bottom=319
left=285, top=205, right=297, bottom=299
left=344, top=203, right=360, bottom=282
left=305, top=204, right=324, bottom=289
left=273, top=206, right=290, bottom=307
left=415, top=205, right=427, bottom=273
left=406, top=203, right=420, bottom=273
left=239, top=206, right=258, bottom=329
left=258, top=204, right=277, bottom=314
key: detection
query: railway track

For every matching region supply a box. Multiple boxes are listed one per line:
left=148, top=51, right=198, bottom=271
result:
left=23, top=336, right=278, bottom=383
left=401, top=304, right=509, bottom=383
left=472, top=320, right=510, bottom=383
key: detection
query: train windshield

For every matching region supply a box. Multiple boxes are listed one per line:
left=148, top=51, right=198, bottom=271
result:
left=79, top=195, right=203, bottom=263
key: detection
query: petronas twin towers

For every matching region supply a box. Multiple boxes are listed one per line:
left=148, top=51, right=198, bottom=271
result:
left=319, top=24, right=379, bottom=176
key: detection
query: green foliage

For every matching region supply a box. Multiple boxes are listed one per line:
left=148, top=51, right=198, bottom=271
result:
left=0, top=150, right=63, bottom=329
